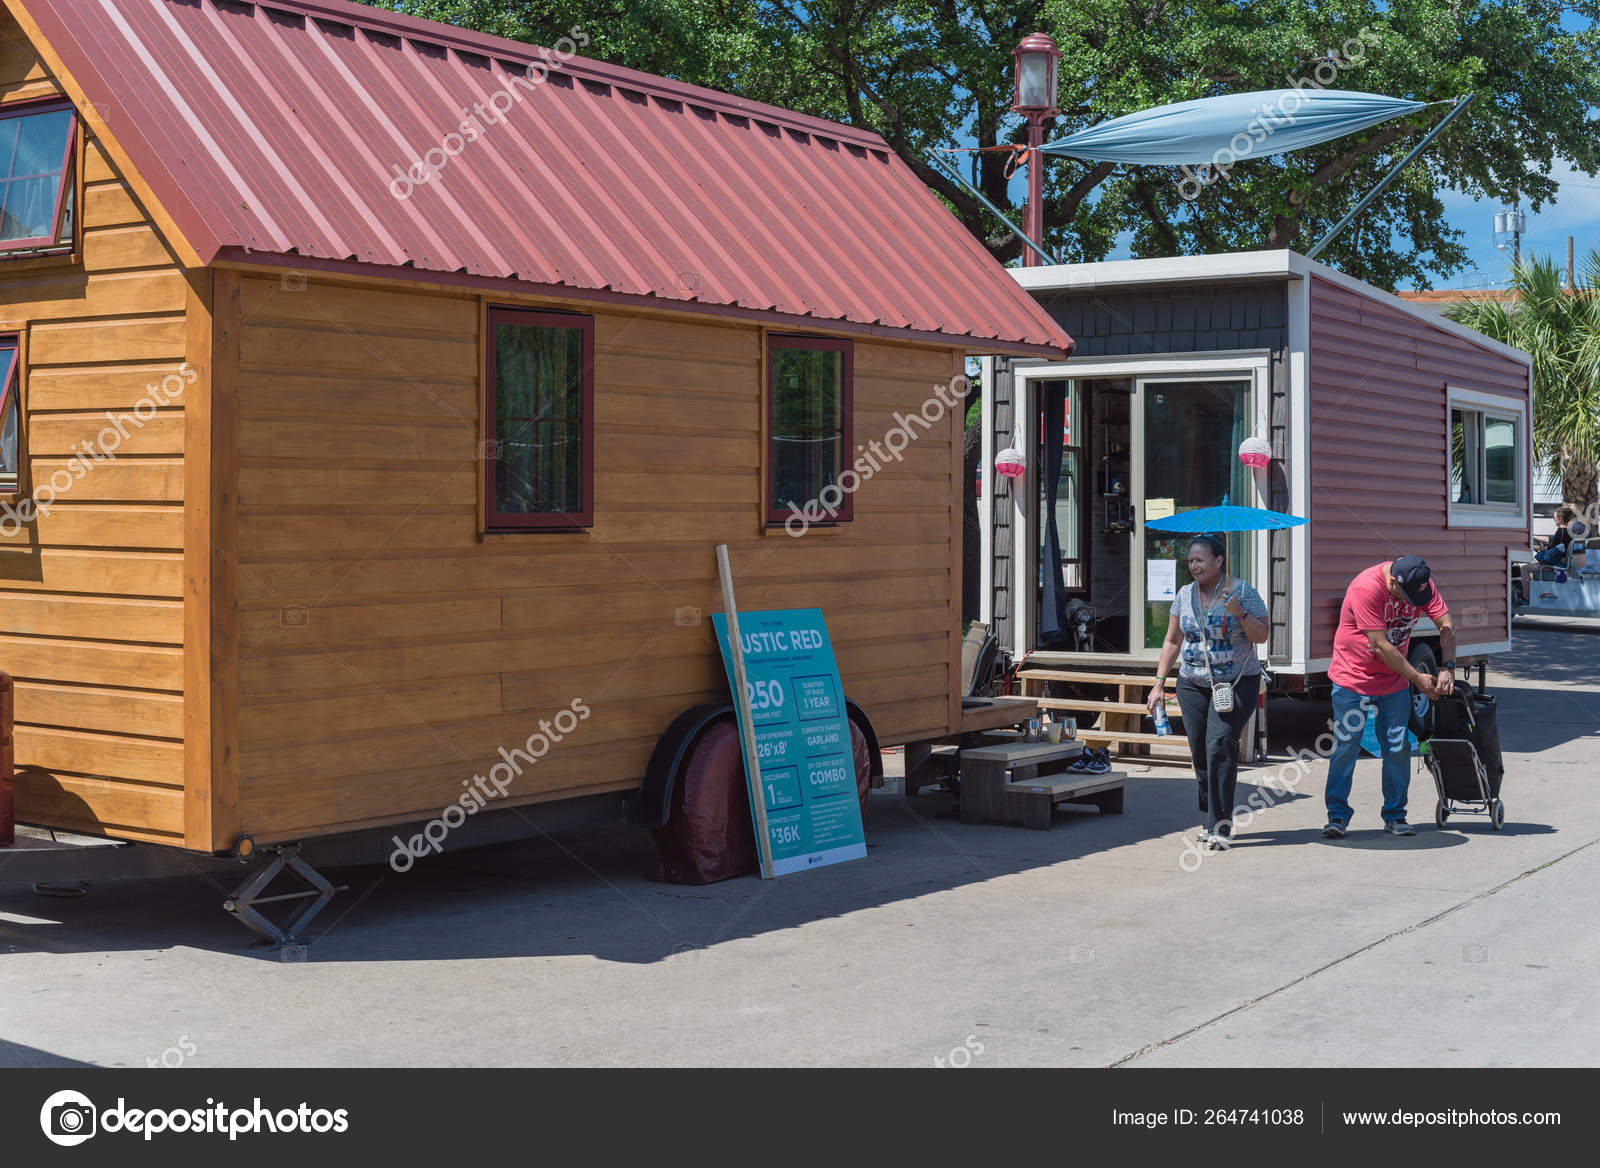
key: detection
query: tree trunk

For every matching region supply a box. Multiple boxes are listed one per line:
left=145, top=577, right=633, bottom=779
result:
left=1559, top=446, right=1599, bottom=516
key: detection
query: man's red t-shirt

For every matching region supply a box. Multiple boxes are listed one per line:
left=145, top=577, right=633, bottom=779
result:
left=1328, top=563, right=1449, bottom=696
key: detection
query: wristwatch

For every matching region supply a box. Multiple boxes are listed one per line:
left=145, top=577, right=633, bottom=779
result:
left=1441, top=659, right=1456, bottom=670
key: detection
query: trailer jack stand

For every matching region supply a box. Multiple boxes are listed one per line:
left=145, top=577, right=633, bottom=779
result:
left=223, top=845, right=343, bottom=950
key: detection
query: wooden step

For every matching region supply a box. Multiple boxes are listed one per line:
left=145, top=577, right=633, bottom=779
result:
left=1034, top=696, right=1176, bottom=716
left=1071, top=729, right=1185, bottom=747
left=1018, top=669, right=1175, bottom=688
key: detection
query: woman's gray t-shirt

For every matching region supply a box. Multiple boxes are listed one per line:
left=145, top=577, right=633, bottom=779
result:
left=1172, top=578, right=1267, bottom=684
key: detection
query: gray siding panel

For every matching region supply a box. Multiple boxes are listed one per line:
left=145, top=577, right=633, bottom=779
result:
left=990, top=359, right=1016, bottom=649
left=1038, top=283, right=1287, bottom=359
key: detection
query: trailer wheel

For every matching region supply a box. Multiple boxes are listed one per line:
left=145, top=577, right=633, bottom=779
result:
left=1434, top=799, right=1449, bottom=829
left=1490, top=799, right=1505, bottom=831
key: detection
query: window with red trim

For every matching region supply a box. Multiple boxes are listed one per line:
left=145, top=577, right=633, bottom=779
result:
left=0, top=338, right=20, bottom=493
left=767, top=335, right=853, bottom=525
left=0, top=101, right=76, bottom=250
left=483, top=307, right=594, bottom=530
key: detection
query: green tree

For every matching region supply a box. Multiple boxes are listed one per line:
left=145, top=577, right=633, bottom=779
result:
left=1446, top=253, right=1600, bottom=509
left=358, top=1, right=1600, bottom=289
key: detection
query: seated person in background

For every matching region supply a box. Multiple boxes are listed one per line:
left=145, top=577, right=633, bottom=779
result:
left=1535, top=505, right=1578, bottom=565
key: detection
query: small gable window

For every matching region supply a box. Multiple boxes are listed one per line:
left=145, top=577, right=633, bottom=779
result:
left=0, top=101, right=76, bottom=250
left=0, top=338, right=20, bottom=494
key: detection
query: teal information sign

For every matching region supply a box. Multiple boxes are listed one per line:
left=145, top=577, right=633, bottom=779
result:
left=711, top=608, right=867, bottom=877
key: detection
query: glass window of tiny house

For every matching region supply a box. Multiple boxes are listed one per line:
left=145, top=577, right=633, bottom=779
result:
left=1451, top=405, right=1520, bottom=508
left=484, top=307, right=594, bottom=530
left=0, top=103, right=76, bottom=250
left=0, top=340, right=18, bottom=493
left=767, top=335, right=853, bottom=525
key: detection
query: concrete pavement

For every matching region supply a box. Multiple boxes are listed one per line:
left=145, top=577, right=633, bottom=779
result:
left=1, top=626, right=1596, bottom=1067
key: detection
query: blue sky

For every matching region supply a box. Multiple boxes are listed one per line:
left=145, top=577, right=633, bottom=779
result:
left=1434, top=159, right=1600, bottom=289
left=994, top=152, right=1600, bottom=289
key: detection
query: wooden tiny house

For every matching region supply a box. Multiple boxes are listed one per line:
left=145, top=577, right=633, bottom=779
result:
left=0, top=0, right=1069, bottom=853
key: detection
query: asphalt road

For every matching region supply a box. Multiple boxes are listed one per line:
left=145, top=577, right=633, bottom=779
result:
left=2, top=625, right=1596, bottom=1068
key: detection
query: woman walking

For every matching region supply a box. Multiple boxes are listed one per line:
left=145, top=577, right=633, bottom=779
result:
left=1147, top=535, right=1270, bottom=851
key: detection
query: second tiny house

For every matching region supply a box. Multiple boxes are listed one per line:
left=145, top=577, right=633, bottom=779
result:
left=982, top=251, right=1532, bottom=717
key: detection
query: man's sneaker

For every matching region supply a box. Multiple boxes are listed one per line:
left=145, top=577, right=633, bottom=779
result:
left=1386, top=819, right=1417, bottom=837
left=1206, top=832, right=1231, bottom=851
left=1322, top=820, right=1347, bottom=839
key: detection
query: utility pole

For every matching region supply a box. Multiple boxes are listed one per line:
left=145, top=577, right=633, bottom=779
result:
left=1495, top=206, right=1526, bottom=270
left=1568, top=236, right=1575, bottom=290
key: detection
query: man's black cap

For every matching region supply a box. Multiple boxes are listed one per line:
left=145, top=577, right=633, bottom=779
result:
left=1391, top=555, right=1434, bottom=605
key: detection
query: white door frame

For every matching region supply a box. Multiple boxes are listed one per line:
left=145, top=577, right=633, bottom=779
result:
left=1011, top=352, right=1271, bottom=662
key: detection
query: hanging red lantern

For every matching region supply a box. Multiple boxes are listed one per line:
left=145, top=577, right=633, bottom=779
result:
left=995, top=445, right=1026, bottom=478
left=1238, top=436, right=1272, bottom=469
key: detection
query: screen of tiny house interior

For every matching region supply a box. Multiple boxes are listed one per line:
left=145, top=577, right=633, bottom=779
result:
left=1141, top=379, right=1252, bottom=648
left=768, top=336, right=852, bottom=525
left=486, top=307, right=594, bottom=530
left=1035, top=376, right=1252, bottom=655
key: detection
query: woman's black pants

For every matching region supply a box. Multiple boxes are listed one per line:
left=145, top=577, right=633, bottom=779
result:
left=1175, top=674, right=1261, bottom=838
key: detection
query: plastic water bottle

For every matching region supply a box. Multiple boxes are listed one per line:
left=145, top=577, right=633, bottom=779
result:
left=1152, top=699, right=1172, bottom=737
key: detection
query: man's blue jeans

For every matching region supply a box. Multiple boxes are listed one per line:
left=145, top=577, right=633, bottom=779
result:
left=1326, top=684, right=1413, bottom=825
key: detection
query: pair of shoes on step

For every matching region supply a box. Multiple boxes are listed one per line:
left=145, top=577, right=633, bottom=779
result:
left=1067, top=747, right=1112, bottom=775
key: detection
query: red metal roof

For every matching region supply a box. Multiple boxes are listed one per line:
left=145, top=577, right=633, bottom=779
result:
left=18, top=0, right=1071, bottom=355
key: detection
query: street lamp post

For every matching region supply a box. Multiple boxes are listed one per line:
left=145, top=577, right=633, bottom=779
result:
left=1011, top=32, right=1061, bottom=267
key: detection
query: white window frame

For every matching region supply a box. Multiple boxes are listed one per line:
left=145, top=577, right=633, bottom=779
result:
left=1006, top=351, right=1272, bottom=662
left=1447, top=385, right=1528, bottom=529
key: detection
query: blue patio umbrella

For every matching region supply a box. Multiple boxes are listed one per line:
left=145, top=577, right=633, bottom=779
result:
left=1144, top=495, right=1308, bottom=533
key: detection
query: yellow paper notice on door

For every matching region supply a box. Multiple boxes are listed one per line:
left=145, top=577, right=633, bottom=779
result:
left=1145, top=497, right=1176, bottom=521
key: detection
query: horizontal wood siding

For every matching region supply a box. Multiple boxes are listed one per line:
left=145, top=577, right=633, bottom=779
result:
left=1307, top=276, right=1530, bottom=661
left=233, top=274, right=959, bottom=840
left=0, top=20, right=189, bottom=844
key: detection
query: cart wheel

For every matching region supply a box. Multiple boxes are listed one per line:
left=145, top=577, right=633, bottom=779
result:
left=1434, top=799, right=1449, bottom=829
left=1407, top=643, right=1438, bottom=740
left=1490, top=799, right=1505, bottom=831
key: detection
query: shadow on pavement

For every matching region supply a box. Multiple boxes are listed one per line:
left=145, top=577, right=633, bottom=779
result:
left=0, top=1040, right=98, bottom=1069
left=0, top=624, right=1579, bottom=968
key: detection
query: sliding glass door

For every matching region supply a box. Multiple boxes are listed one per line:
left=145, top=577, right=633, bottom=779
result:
left=1133, top=378, right=1254, bottom=652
